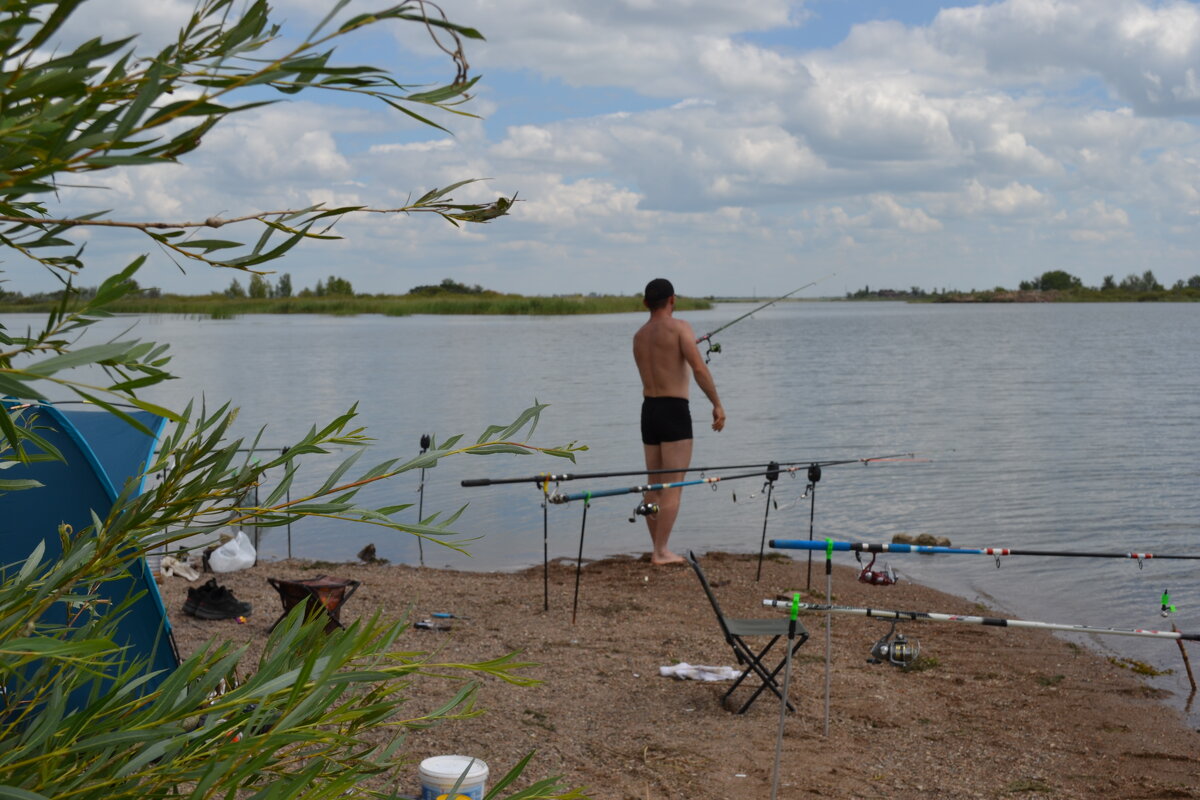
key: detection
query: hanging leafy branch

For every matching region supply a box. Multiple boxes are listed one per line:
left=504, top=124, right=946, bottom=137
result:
left=0, top=0, right=515, bottom=277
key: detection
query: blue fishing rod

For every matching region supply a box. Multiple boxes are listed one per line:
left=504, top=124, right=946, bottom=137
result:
left=770, top=537, right=1200, bottom=562
left=696, top=272, right=836, bottom=362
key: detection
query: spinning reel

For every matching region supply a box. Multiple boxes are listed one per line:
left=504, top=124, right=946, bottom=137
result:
left=866, top=620, right=920, bottom=669
left=856, top=552, right=898, bottom=586
left=629, top=501, right=659, bottom=522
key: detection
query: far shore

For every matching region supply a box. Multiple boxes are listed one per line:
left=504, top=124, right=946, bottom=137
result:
left=5, top=290, right=1197, bottom=316
left=0, top=293, right=716, bottom=316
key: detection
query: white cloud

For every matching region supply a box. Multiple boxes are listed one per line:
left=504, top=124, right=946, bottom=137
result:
left=931, top=0, right=1200, bottom=114
left=959, top=179, right=1049, bottom=216
left=1054, top=199, right=1133, bottom=242
left=508, top=175, right=642, bottom=226
left=870, top=195, right=943, bottom=233
left=392, top=0, right=805, bottom=97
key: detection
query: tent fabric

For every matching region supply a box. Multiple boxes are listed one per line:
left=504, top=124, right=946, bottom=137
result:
left=1, top=402, right=179, bottom=696
left=67, top=407, right=166, bottom=497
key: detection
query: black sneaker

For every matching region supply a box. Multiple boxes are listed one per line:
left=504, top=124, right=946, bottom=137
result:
left=211, top=585, right=252, bottom=615
left=182, top=578, right=219, bottom=616
left=193, top=586, right=252, bottom=620
left=184, top=579, right=252, bottom=620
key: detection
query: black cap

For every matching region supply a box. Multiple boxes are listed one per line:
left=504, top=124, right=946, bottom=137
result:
left=644, top=278, right=675, bottom=305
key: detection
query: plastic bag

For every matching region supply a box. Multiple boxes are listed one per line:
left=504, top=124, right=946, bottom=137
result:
left=209, top=530, right=256, bottom=573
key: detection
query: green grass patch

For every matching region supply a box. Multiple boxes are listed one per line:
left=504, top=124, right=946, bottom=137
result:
left=1108, top=656, right=1174, bottom=676
left=903, top=655, right=940, bottom=672
left=1005, top=777, right=1055, bottom=793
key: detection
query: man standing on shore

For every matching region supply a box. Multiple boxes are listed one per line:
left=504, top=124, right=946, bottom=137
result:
left=633, top=278, right=725, bottom=565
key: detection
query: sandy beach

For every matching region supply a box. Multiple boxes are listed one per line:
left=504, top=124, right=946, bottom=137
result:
left=159, top=551, right=1200, bottom=799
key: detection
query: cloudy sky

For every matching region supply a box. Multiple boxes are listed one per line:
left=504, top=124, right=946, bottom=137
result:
left=21, top=0, right=1200, bottom=298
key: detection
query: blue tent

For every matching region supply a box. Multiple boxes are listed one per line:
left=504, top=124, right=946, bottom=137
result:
left=1, top=402, right=179, bottom=699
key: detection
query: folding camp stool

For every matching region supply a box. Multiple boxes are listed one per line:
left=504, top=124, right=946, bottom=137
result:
left=687, top=551, right=810, bottom=714
left=268, top=575, right=360, bottom=633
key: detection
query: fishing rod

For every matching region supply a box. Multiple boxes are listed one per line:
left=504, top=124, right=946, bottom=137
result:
left=761, top=598, right=1200, bottom=642
left=770, top=593, right=802, bottom=800
left=461, top=453, right=916, bottom=488
left=696, top=272, right=836, bottom=361
left=769, top=538, right=1200, bottom=563
left=548, top=466, right=812, bottom=505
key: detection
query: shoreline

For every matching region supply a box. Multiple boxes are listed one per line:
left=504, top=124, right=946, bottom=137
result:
left=159, top=552, right=1200, bottom=799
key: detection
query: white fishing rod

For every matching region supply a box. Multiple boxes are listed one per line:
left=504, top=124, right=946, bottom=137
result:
left=771, top=593, right=803, bottom=800
left=761, top=599, right=1200, bottom=642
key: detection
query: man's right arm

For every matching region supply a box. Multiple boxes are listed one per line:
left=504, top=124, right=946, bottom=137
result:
left=679, top=323, right=725, bottom=432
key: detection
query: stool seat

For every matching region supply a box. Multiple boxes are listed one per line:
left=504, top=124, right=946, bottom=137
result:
left=268, top=575, right=360, bottom=633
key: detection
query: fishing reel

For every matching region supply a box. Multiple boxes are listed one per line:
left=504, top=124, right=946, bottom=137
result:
left=856, top=552, right=898, bottom=586
left=703, top=341, right=721, bottom=363
left=629, top=501, right=659, bottom=522
left=867, top=621, right=920, bottom=669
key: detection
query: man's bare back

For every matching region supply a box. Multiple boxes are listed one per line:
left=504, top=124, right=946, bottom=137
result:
left=633, top=316, right=695, bottom=400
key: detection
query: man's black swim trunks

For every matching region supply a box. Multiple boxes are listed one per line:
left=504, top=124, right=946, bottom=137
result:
left=641, top=396, right=692, bottom=445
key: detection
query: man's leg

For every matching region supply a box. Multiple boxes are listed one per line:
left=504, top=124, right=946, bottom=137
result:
left=643, top=438, right=693, bottom=565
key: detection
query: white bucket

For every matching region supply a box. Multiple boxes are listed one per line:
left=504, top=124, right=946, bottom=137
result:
left=418, top=755, right=488, bottom=800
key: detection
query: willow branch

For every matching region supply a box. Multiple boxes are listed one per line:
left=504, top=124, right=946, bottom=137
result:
left=0, top=199, right=509, bottom=231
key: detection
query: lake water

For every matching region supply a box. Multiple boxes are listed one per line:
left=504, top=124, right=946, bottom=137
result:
left=10, top=302, right=1200, bottom=721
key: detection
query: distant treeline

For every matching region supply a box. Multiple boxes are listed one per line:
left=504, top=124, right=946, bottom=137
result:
left=0, top=276, right=713, bottom=316
left=848, top=270, right=1200, bottom=302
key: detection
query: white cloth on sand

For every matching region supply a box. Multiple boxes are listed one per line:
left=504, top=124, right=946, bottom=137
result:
left=659, top=662, right=741, bottom=681
left=160, top=555, right=201, bottom=581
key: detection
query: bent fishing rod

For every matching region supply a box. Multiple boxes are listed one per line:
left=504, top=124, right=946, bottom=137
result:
left=769, top=537, right=1200, bottom=562
left=460, top=453, right=915, bottom=488
left=696, top=272, right=836, bottom=361
left=761, top=598, right=1200, bottom=642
